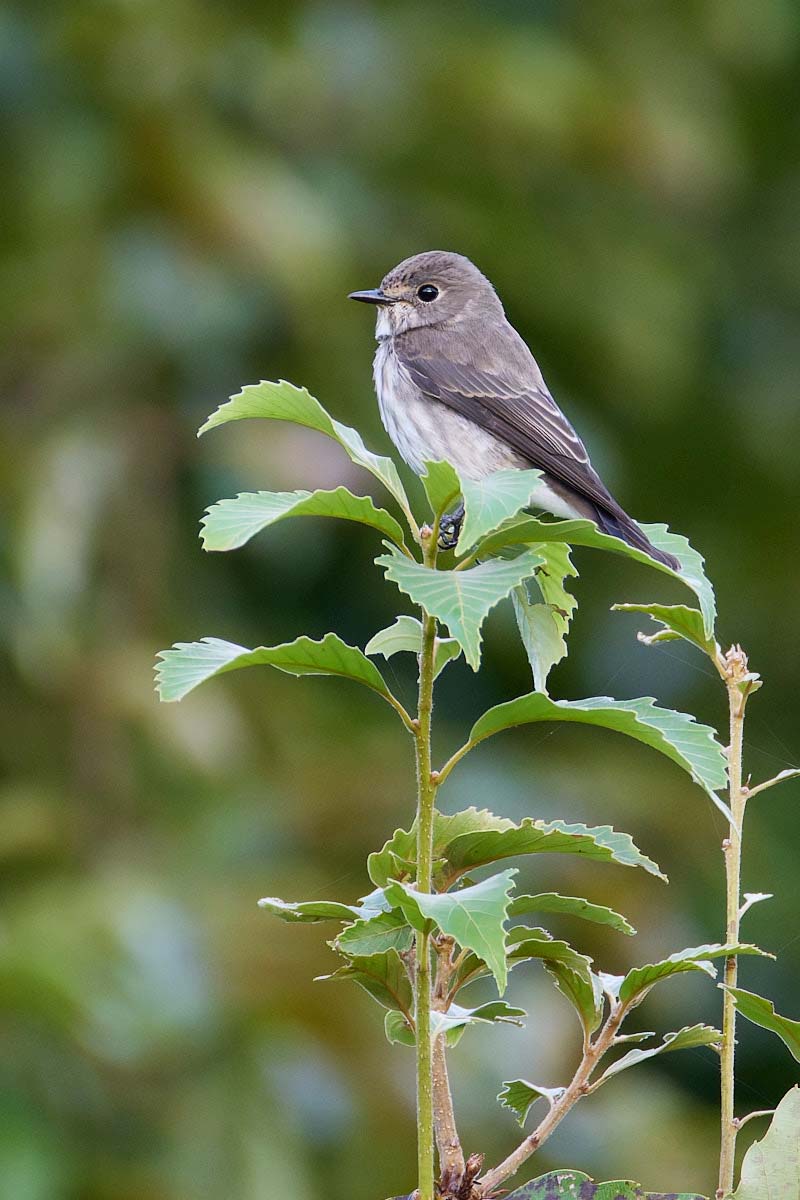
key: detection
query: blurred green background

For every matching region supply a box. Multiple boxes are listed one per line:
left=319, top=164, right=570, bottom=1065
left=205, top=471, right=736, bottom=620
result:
left=2, top=2, right=800, bottom=1197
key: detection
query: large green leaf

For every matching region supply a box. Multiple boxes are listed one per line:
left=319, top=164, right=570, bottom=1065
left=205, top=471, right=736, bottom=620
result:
left=365, top=615, right=462, bottom=678
left=612, top=603, right=717, bottom=658
left=497, top=1079, right=565, bottom=1126
left=476, top=515, right=716, bottom=637
left=463, top=692, right=730, bottom=819
left=724, top=987, right=800, bottom=1062
left=334, top=910, right=414, bottom=957
left=385, top=871, right=517, bottom=994
left=154, top=635, right=408, bottom=725
left=731, top=1086, right=800, bottom=1200
left=458, top=469, right=545, bottom=551
left=376, top=547, right=544, bottom=670
left=200, top=487, right=406, bottom=551
left=198, top=379, right=414, bottom=525
left=593, top=1024, right=721, bottom=1087
left=619, top=944, right=768, bottom=1006
left=512, top=542, right=578, bottom=693
left=509, top=892, right=635, bottom=936
left=317, top=948, right=413, bottom=1017
left=507, top=927, right=602, bottom=1034
left=504, top=1172, right=706, bottom=1199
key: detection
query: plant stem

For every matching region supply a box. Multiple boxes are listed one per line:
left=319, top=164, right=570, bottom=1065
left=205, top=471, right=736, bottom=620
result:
left=414, top=528, right=439, bottom=1200
left=717, top=646, right=751, bottom=1199
left=432, top=938, right=465, bottom=1182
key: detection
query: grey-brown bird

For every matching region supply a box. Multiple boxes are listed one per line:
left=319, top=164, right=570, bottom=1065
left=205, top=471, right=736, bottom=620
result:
left=349, top=250, right=678, bottom=570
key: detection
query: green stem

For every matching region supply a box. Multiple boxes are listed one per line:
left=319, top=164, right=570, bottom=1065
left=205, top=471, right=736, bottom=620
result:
left=414, top=530, right=439, bottom=1200
left=717, top=647, right=750, bottom=1199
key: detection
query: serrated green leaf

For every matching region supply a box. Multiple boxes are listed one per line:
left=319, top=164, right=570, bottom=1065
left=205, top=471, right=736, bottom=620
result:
left=317, top=948, right=413, bottom=1017
left=464, top=692, right=729, bottom=818
left=476, top=515, right=716, bottom=638
left=512, top=542, right=578, bottom=693
left=612, top=602, right=717, bottom=657
left=334, top=910, right=414, bottom=957
left=620, top=944, right=768, bottom=1006
left=509, top=892, right=635, bottom=936
left=444, top=815, right=665, bottom=883
left=376, top=547, right=544, bottom=670
left=724, top=987, right=800, bottom=1063
left=385, top=871, right=517, bottom=994
left=505, top=1172, right=706, bottom=1199
left=200, top=487, right=406, bottom=552
left=198, top=379, right=413, bottom=524
left=458, top=469, right=545, bottom=552
left=731, top=1086, right=800, bottom=1200
left=365, top=615, right=461, bottom=679
left=368, top=808, right=663, bottom=889
left=593, top=1024, right=721, bottom=1087
left=507, top=927, right=603, bottom=1034
left=154, top=635, right=407, bottom=725
left=421, top=460, right=462, bottom=520
left=385, top=1000, right=525, bottom=1048
left=498, top=1079, right=565, bottom=1126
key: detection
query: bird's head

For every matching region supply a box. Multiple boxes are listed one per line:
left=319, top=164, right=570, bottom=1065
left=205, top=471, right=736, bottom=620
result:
left=348, top=250, right=503, bottom=338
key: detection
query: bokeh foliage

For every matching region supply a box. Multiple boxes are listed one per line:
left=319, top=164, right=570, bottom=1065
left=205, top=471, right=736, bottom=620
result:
left=2, top=2, right=800, bottom=1198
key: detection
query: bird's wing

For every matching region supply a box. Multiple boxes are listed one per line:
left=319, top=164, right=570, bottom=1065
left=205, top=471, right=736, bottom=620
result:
left=393, top=330, right=628, bottom=520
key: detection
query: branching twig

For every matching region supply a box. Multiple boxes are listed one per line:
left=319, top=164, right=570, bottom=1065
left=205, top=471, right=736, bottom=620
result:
left=478, top=999, right=629, bottom=1195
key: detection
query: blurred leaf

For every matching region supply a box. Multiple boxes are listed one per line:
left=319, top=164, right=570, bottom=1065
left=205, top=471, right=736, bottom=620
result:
left=317, top=948, right=413, bottom=1018
left=464, top=693, right=730, bottom=818
left=459, top=468, right=545, bottom=552
left=476, top=516, right=716, bottom=637
left=198, top=379, right=413, bottom=523
left=509, top=892, right=635, bottom=936
left=731, top=1086, right=800, bottom=1200
left=511, top=542, right=577, bottom=692
left=200, top=487, right=407, bottom=551
left=154, top=635, right=408, bottom=724
left=505, top=1172, right=706, bottom=1199
left=498, top=1079, right=565, bottom=1126
left=365, top=615, right=462, bottom=678
left=593, top=1025, right=721, bottom=1088
left=334, top=911, right=414, bottom=957
left=612, top=603, right=717, bottom=657
left=620, top=944, right=768, bottom=1006
left=724, top=988, right=800, bottom=1062
left=258, top=896, right=363, bottom=923
left=385, top=871, right=517, bottom=994
left=376, top=547, right=544, bottom=670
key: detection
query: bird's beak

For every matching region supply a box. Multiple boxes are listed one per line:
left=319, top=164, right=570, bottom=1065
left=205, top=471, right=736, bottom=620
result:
left=348, top=288, right=398, bottom=305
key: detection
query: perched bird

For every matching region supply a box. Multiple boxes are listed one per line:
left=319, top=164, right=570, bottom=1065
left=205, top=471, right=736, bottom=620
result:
left=349, top=250, right=678, bottom=570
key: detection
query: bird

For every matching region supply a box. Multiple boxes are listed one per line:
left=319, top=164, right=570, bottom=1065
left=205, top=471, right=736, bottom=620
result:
left=348, top=250, right=679, bottom=570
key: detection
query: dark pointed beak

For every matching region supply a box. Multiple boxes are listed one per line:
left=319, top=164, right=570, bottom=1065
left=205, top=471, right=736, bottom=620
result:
left=348, top=288, right=398, bottom=305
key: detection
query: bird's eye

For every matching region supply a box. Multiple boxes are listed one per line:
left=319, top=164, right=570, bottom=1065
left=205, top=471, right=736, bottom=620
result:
left=417, top=284, right=439, bottom=302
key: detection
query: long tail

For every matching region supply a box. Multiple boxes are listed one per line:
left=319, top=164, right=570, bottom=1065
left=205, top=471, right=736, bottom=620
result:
left=593, top=507, right=680, bottom=572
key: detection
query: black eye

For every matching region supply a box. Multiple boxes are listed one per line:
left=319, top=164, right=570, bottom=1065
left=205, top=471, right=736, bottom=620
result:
left=417, top=284, right=439, bottom=302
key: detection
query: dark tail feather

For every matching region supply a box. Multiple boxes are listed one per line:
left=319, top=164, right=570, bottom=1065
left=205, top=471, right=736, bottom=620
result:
left=594, top=507, right=680, bottom=572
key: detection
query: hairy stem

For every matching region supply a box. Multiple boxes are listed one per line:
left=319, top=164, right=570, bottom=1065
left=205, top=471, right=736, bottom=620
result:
left=414, top=528, right=439, bottom=1200
left=431, top=938, right=465, bottom=1182
left=479, top=1002, right=628, bottom=1195
left=717, top=646, right=751, bottom=1198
